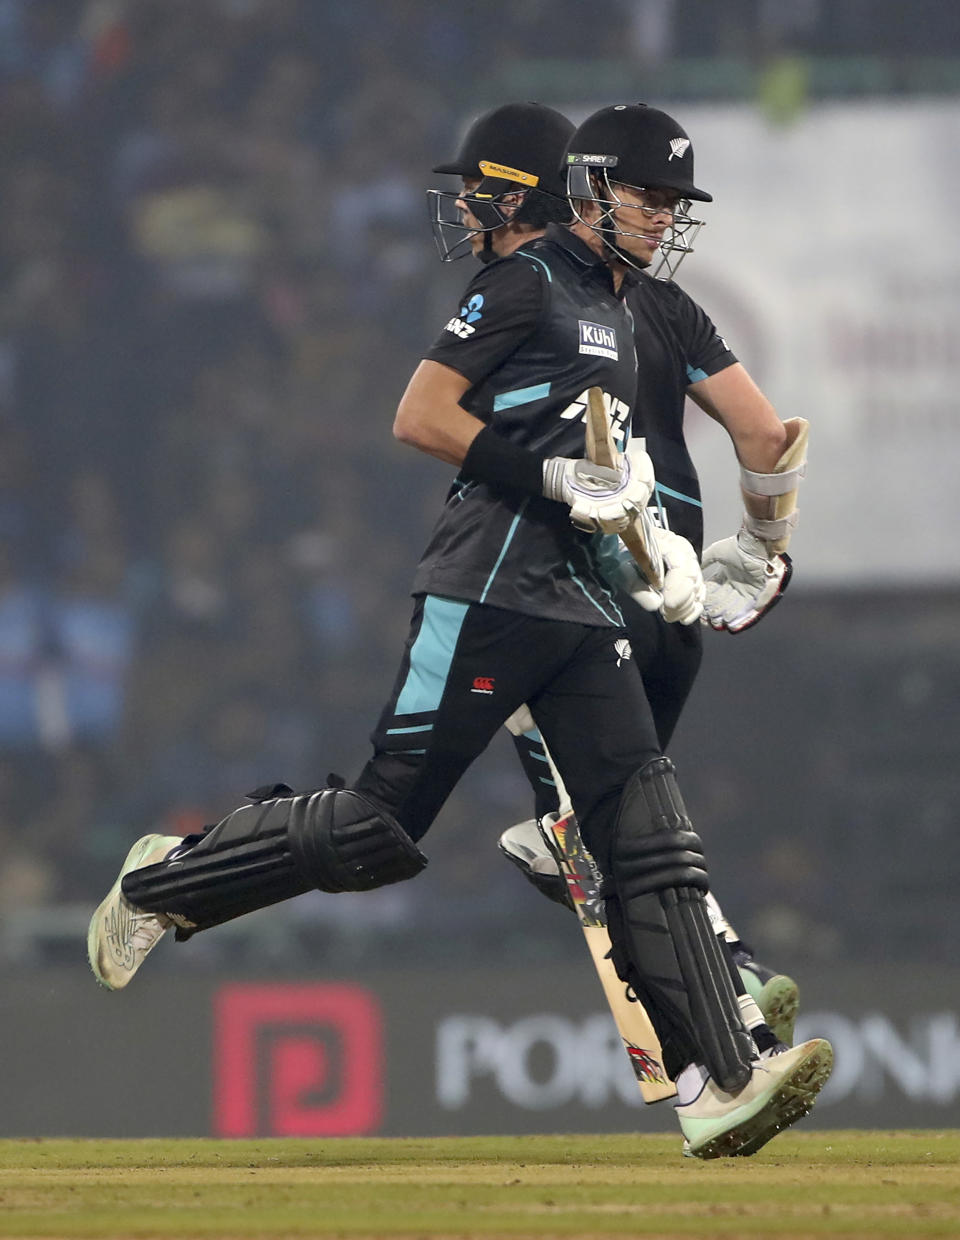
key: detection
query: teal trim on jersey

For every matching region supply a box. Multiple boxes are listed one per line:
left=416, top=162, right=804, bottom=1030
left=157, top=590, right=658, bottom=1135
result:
left=394, top=595, right=468, bottom=716
left=385, top=723, right=433, bottom=735
left=480, top=499, right=529, bottom=603
left=592, top=531, right=624, bottom=583
left=539, top=775, right=556, bottom=786
left=566, top=560, right=623, bottom=625
left=523, top=727, right=542, bottom=742
left=517, top=249, right=553, bottom=282
left=530, top=749, right=549, bottom=764
left=493, top=382, right=552, bottom=412
left=655, top=481, right=703, bottom=508
left=686, top=363, right=708, bottom=383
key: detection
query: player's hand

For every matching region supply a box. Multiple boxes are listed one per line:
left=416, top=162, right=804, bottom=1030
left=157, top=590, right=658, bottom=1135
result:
left=542, top=441, right=654, bottom=534
left=623, top=527, right=704, bottom=625
left=700, top=527, right=792, bottom=633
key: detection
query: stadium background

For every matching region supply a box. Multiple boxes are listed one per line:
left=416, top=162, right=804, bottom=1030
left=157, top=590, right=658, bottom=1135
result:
left=0, top=0, right=957, bottom=1137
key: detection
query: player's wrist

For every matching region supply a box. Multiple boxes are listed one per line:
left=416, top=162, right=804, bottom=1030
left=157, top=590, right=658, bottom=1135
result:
left=461, top=425, right=546, bottom=497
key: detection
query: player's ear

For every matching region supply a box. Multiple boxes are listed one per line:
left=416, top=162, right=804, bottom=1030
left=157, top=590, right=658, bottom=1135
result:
left=499, top=189, right=526, bottom=216
left=574, top=197, right=601, bottom=223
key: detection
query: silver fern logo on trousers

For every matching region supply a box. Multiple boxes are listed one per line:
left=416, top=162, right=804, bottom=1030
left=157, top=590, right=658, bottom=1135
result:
left=615, top=639, right=632, bottom=666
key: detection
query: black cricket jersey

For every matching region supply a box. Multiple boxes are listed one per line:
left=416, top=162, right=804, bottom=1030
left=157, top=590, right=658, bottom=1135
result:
left=627, top=274, right=736, bottom=555
left=411, top=225, right=638, bottom=627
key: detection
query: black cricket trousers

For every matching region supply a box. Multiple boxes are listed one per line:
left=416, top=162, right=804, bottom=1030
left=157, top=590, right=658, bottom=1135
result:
left=353, top=593, right=662, bottom=869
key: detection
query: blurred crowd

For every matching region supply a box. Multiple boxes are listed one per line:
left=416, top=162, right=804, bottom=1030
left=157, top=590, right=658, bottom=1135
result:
left=0, top=0, right=443, bottom=916
left=0, top=0, right=955, bottom=963
left=0, top=0, right=663, bottom=928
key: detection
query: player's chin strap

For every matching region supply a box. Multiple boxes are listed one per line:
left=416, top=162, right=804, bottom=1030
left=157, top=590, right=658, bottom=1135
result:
left=701, top=418, right=808, bottom=634
left=478, top=230, right=497, bottom=263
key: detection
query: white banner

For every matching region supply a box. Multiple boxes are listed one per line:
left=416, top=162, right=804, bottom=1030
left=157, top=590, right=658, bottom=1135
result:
left=619, top=100, right=960, bottom=584
left=435, top=1009, right=960, bottom=1113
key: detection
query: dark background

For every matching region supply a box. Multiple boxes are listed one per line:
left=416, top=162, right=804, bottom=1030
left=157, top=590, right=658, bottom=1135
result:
left=0, top=0, right=957, bottom=1099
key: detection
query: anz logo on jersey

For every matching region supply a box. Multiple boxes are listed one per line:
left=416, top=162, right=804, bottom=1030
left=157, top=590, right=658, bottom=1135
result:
left=444, top=293, right=485, bottom=339
left=560, top=389, right=631, bottom=448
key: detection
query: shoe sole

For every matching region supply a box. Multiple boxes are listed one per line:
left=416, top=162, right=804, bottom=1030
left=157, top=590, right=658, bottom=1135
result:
left=757, top=974, right=800, bottom=1047
left=87, top=834, right=167, bottom=990
left=691, top=1040, right=834, bottom=1160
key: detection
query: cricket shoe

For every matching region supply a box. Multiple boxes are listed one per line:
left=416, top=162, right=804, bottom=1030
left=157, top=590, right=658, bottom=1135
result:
left=676, top=1037, right=833, bottom=1160
left=87, top=834, right=181, bottom=990
left=734, top=950, right=799, bottom=1047
left=498, top=818, right=573, bottom=910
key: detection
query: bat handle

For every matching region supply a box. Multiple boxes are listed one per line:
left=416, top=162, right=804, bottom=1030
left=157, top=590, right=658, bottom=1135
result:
left=622, top=515, right=664, bottom=591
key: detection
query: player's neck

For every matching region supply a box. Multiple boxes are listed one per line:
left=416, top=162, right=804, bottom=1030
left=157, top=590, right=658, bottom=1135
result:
left=492, top=224, right=546, bottom=258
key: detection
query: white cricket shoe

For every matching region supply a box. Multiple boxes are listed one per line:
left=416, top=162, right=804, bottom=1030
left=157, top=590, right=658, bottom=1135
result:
left=87, top=834, right=181, bottom=990
left=736, top=953, right=800, bottom=1047
left=676, top=1037, right=833, bottom=1160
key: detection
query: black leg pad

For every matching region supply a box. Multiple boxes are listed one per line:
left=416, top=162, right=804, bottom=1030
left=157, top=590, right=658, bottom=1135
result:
left=122, top=785, right=427, bottom=937
left=288, top=787, right=428, bottom=892
left=606, top=757, right=754, bottom=1092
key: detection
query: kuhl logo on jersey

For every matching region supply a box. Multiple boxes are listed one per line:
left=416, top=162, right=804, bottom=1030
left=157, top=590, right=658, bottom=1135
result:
left=578, top=320, right=618, bottom=360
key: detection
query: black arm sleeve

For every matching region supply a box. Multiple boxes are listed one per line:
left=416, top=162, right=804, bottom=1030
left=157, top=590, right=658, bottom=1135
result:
left=461, top=425, right=546, bottom=497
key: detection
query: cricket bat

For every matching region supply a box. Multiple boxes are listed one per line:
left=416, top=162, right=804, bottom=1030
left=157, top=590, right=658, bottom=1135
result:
left=537, top=735, right=676, bottom=1103
left=540, top=811, right=676, bottom=1102
left=585, top=386, right=664, bottom=590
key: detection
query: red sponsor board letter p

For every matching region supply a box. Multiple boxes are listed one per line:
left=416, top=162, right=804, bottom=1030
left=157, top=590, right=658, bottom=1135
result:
left=213, top=983, right=383, bottom=1136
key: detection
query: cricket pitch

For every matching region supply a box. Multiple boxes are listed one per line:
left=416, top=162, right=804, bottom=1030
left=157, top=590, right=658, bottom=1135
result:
left=0, top=1130, right=957, bottom=1238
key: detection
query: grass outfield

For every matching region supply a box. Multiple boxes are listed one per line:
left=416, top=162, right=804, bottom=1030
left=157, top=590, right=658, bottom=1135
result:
left=0, top=1131, right=957, bottom=1239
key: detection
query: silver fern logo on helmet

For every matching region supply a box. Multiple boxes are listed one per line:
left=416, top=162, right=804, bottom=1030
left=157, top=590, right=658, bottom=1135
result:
left=668, top=137, right=690, bottom=161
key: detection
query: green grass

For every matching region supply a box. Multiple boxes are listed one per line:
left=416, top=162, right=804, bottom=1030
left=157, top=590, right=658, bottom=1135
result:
left=0, top=1132, right=957, bottom=1238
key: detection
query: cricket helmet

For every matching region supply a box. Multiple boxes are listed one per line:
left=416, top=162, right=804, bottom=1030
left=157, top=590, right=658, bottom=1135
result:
left=429, top=101, right=575, bottom=261
left=566, top=103, right=710, bottom=279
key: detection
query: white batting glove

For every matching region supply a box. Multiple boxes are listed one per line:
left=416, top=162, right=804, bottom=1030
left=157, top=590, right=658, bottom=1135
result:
left=659, top=529, right=706, bottom=624
left=701, top=527, right=793, bottom=633
left=542, top=441, right=654, bottom=534
left=620, top=526, right=705, bottom=625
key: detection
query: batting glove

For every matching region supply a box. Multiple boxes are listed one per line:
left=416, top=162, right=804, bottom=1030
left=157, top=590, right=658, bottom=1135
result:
left=701, top=527, right=792, bottom=633
left=542, top=441, right=654, bottom=534
left=620, top=526, right=705, bottom=625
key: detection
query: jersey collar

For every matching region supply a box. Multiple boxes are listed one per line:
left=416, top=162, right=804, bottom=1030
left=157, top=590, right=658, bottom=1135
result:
left=543, top=223, right=605, bottom=268
left=542, top=223, right=636, bottom=295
